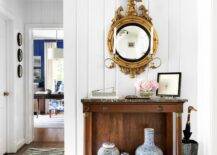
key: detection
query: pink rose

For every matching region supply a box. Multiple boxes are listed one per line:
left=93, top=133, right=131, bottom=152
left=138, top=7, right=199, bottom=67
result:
left=135, top=80, right=159, bottom=92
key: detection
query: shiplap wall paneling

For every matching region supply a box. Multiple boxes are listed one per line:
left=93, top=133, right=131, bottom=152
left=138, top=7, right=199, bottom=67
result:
left=147, top=0, right=169, bottom=77
left=179, top=0, right=198, bottom=141
left=88, top=0, right=105, bottom=94
left=63, top=0, right=199, bottom=154
left=168, top=0, right=181, bottom=71
left=76, top=0, right=89, bottom=154
left=25, top=0, right=63, bottom=24
left=104, top=0, right=117, bottom=90
left=212, top=2, right=217, bottom=154
left=82, top=0, right=176, bottom=96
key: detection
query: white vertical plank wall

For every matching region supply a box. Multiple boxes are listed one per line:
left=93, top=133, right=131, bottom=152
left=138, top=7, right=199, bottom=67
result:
left=65, top=0, right=198, bottom=154
left=88, top=0, right=105, bottom=94
left=25, top=0, right=63, bottom=24
left=76, top=0, right=89, bottom=155
left=77, top=0, right=173, bottom=95
left=104, top=0, right=117, bottom=90
left=26, top=0, right=199, bottom=154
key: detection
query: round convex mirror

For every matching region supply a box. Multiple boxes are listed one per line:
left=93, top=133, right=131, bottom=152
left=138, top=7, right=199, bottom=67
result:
left=115, top=24, right=150, bottom=61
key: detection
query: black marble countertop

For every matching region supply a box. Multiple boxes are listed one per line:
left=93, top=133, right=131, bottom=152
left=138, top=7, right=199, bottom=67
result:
left=81, top=97, right=188, bottom=103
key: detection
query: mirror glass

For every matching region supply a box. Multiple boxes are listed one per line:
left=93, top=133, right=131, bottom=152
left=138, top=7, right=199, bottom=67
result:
left=115, top=24, right=150, bottom=61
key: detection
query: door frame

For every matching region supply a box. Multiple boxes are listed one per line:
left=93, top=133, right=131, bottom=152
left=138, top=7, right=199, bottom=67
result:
left=24, top=24, right=63, bottom=143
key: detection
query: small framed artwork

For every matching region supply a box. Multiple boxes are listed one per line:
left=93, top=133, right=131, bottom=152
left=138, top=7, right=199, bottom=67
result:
left=156, top=72, right=182, bottom=97
left=17, top=49, right=23, bottom=62
left=17, top=32, right=22, bottom=46
left=34, top=69, right=41, bottom=81
left=17, top=65, right=23, bottom=78
left=34, top=56, right=41, bottom=67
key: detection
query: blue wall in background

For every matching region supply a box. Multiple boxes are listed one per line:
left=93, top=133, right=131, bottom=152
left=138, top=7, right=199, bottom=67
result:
left=34, top=40, right=63, bottom=86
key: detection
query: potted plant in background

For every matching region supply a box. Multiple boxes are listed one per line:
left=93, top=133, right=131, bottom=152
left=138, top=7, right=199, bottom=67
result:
left=135, top=80, right=159, bottom=98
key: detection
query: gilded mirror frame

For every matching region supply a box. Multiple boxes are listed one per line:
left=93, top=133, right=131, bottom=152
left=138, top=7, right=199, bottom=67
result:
left=107, top=0, right=159, bottom=78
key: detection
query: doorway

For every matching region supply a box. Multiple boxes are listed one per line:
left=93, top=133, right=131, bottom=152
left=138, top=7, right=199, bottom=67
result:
left=31, top=28, right=64, bottom=143
left=0, top=15, right=7, bottom=155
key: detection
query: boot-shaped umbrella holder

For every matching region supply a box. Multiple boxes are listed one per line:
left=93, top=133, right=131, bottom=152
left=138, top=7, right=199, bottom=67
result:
left=182, top=106, right=198, bottom=155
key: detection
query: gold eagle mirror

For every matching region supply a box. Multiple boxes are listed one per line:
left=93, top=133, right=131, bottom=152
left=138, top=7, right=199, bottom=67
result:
left=107, top=0, right=159, bottom=78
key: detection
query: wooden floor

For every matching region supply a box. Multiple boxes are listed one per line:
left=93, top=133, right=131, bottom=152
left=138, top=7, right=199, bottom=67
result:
left=6, top=128, right=64, bottom=154
left=34, top=128, right=64, bottom=142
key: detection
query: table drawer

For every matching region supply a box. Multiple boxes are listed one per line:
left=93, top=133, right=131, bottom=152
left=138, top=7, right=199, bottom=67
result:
left=84, top=103, right=183, bottom=113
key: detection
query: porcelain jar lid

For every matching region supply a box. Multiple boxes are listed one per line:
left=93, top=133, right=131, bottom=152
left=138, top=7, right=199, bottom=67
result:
left=102, top=142, right=115, bottom=149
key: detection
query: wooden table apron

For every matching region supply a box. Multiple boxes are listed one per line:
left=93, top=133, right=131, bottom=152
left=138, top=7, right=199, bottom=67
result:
left=34, top=94, right=64, bottom=117
left=82, top=99, right=186, bottom=155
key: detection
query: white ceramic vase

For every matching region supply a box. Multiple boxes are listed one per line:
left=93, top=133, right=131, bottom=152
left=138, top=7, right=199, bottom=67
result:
left=136, top=128, right=163, bottom=155
left=98, top=142, right=120, bottom=155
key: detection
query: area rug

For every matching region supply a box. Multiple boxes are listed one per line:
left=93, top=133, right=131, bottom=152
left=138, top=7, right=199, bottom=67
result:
left=24, top=148, right=64, bottom=155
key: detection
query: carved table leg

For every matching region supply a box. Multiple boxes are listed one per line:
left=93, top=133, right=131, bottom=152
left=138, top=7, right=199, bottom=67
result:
left=176, top=113, right=182, bottom=155
left=166, top=113, right=173, bottom=155
left=84, top=112, right=92, bottom=155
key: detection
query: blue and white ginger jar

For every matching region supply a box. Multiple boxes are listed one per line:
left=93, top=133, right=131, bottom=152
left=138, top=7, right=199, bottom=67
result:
left=136, top=128, right=163, bottom=155
left=98, top=142, right=120, bottom=155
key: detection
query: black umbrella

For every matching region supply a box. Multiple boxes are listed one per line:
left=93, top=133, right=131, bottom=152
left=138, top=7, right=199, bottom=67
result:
left=182, top=106, right=197, bottom=143
left=182, top=106, right=198, bottom=155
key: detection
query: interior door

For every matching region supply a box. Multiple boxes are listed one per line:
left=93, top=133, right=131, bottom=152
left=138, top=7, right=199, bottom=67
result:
left=0, top=17, right=7, bottom=155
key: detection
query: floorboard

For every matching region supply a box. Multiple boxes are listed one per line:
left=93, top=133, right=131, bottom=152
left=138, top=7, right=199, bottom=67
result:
left=34, top=128, right=64, bottom=142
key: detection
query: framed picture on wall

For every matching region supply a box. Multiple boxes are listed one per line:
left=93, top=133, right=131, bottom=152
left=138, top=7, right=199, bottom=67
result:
left=156, top=72, right=182, bottom=97
left=34, top=69, right=41, bottom=81
left=34, top=56, right=41, bottom=67
left=17, top=32, right=22, bottom=46
left=17, top=65, right=23, bottom=78
left=17, top=49, right=23, bottom=62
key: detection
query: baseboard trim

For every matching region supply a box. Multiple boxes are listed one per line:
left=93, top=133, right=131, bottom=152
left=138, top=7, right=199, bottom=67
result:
left=17, top=138, right=25, bottom=151
left=6, top=138, right=25, bottom=154
left=25, top=137, right=33, bottom=144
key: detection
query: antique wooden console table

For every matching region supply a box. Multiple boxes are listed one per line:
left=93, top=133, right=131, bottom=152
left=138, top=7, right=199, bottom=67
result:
left=82, top=98, right=187, bottom=155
